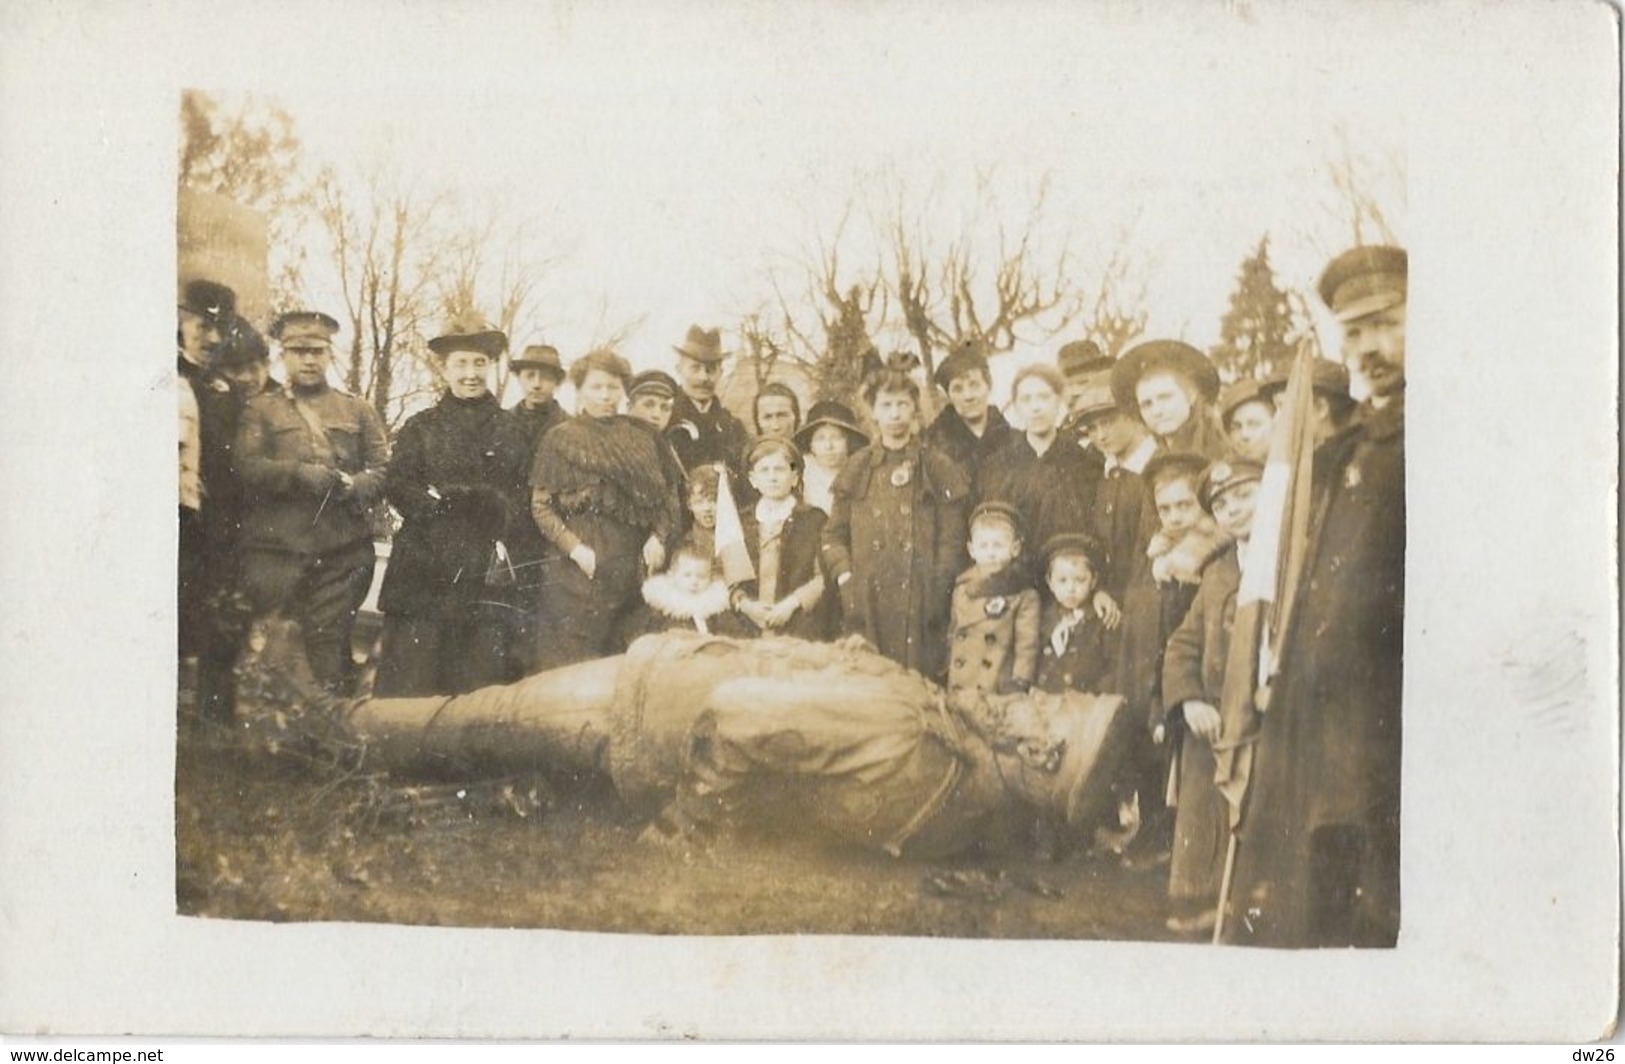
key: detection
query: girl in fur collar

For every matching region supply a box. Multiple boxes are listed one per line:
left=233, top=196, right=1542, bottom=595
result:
left=621, top=540, right=749, bottom=642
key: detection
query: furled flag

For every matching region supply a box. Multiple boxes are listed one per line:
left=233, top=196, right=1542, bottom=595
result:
left=711, top=463, right=757, bottom=586
left=1208, top=342, right=1319, bottom=944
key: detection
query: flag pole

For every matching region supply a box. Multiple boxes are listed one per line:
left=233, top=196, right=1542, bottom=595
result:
left=1208, top=338, right=1319, bottom=947
left=1213, top=833, right=1239, bottom=945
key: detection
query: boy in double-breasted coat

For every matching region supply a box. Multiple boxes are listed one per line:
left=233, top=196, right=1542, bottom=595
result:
left=945, top=502, right=1041, bottom=699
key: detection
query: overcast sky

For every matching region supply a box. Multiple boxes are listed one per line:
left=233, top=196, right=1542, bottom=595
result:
left=237, top=3, right=1405, bottom=392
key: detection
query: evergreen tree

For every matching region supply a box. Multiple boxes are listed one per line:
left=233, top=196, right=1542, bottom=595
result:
left=1209, top=236, right=1298, bottom=382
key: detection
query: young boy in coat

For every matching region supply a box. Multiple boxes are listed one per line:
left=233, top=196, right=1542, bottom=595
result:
left=945, top=501, right=1041, bottom=700
left=1035, top=533, right=1119, bottom=696
left=1159, top=456, right=1262, bottom=935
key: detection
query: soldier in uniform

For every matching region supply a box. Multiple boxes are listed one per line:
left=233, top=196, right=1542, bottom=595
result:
left=236, top=310, right=389, bottom=694
left=177, top=279, right=245, bottom=723
left=1227, top=245, right=1408, bottom=948
left=666, top=324, right=750, bottom=477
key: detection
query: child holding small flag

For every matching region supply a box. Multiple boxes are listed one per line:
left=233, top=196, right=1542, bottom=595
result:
left=1160, top=456, right=1262, bottom=935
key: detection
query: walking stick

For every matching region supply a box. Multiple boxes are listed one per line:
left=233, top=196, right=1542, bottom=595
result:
left=1212, top=831, right=1239, bottom=945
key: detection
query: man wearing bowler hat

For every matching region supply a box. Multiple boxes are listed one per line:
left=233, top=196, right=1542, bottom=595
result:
left=667, top=324, right=750, bottom=476
left=177, top=278, right=247, bottom=722
left=236, top=310, right=390, bottom=694
left=1226, top=245, right=1407, bottom=949
left=501, top=343, right=572, bottom=671
left=506, top=344, right=570, bottom=452
left=1056, top=338, right=1114, bottom=443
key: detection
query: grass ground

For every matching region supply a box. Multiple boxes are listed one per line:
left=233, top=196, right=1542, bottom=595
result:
left=175, top=706, right=1186, bottom=941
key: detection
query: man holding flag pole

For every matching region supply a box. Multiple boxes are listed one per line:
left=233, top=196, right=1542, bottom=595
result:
left=1212, top=245, right=1408, bottom=948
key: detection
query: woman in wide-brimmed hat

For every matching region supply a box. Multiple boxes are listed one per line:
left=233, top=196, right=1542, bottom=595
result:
left=1111, top=341, right=1227, bottom=459
left=529, top=349, right=682, bottom=671
left=792, top=399, right=869, bottom=515
left=376, top=312, right=533, bottom=696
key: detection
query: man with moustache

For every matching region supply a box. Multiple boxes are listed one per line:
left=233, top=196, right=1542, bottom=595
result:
left=236, top=310, right=390, bottom=695
left=666, top=324, right=750, bottom=478
left=1226, top=245, right=1407, bottom=949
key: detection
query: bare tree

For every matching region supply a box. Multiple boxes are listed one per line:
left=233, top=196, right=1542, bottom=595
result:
left=434, top=207, right=563, bottom=399
left=581, top=293, right=647, bottom=353
left=875, top=173, right=1082, bottom=376
left=1301, top=123, right=1406, bottom=259
left=1078, top=239, right=1154, bottom=360
left=314, top=163, right=448, bottom=430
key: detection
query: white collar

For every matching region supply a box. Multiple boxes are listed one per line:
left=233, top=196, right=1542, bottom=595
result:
left=641, top=572, right=731, bottom=621
left=755, top=496, right=796, bottom=526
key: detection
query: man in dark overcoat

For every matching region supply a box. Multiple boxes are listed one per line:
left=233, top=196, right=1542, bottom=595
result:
left=501, top=344, right=570, bottom=672
left=666, top=324, right=750, bottom=477
left=177, top=279, right=246, bottom=722
left=1227, top=245, right=1407, bottom=948
left=236, top=310, right=389, bottom=694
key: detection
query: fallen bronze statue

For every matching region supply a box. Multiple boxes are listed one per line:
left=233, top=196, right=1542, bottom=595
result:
left=239, top=624, right=1134, bottom=860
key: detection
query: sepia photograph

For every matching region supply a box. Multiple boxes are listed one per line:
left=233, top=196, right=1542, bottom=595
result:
left=2, top=0, right=1618, bottom=1043
left=173, top=62, right=1408, bottom=946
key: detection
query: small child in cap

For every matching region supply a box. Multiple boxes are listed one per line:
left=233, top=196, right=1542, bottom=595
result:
left=1035, top=533, right=1120, bottom=696
left=945, top=501, right=1041, bottom=699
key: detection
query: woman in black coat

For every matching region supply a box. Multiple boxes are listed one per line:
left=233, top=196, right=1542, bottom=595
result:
left=375, top=316, right=532, bottom=697
left=529, top=349, right=682, bottom=670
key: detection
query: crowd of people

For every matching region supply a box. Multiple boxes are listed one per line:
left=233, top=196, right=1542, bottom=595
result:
left=177, top=241, right=1406, bottom=948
